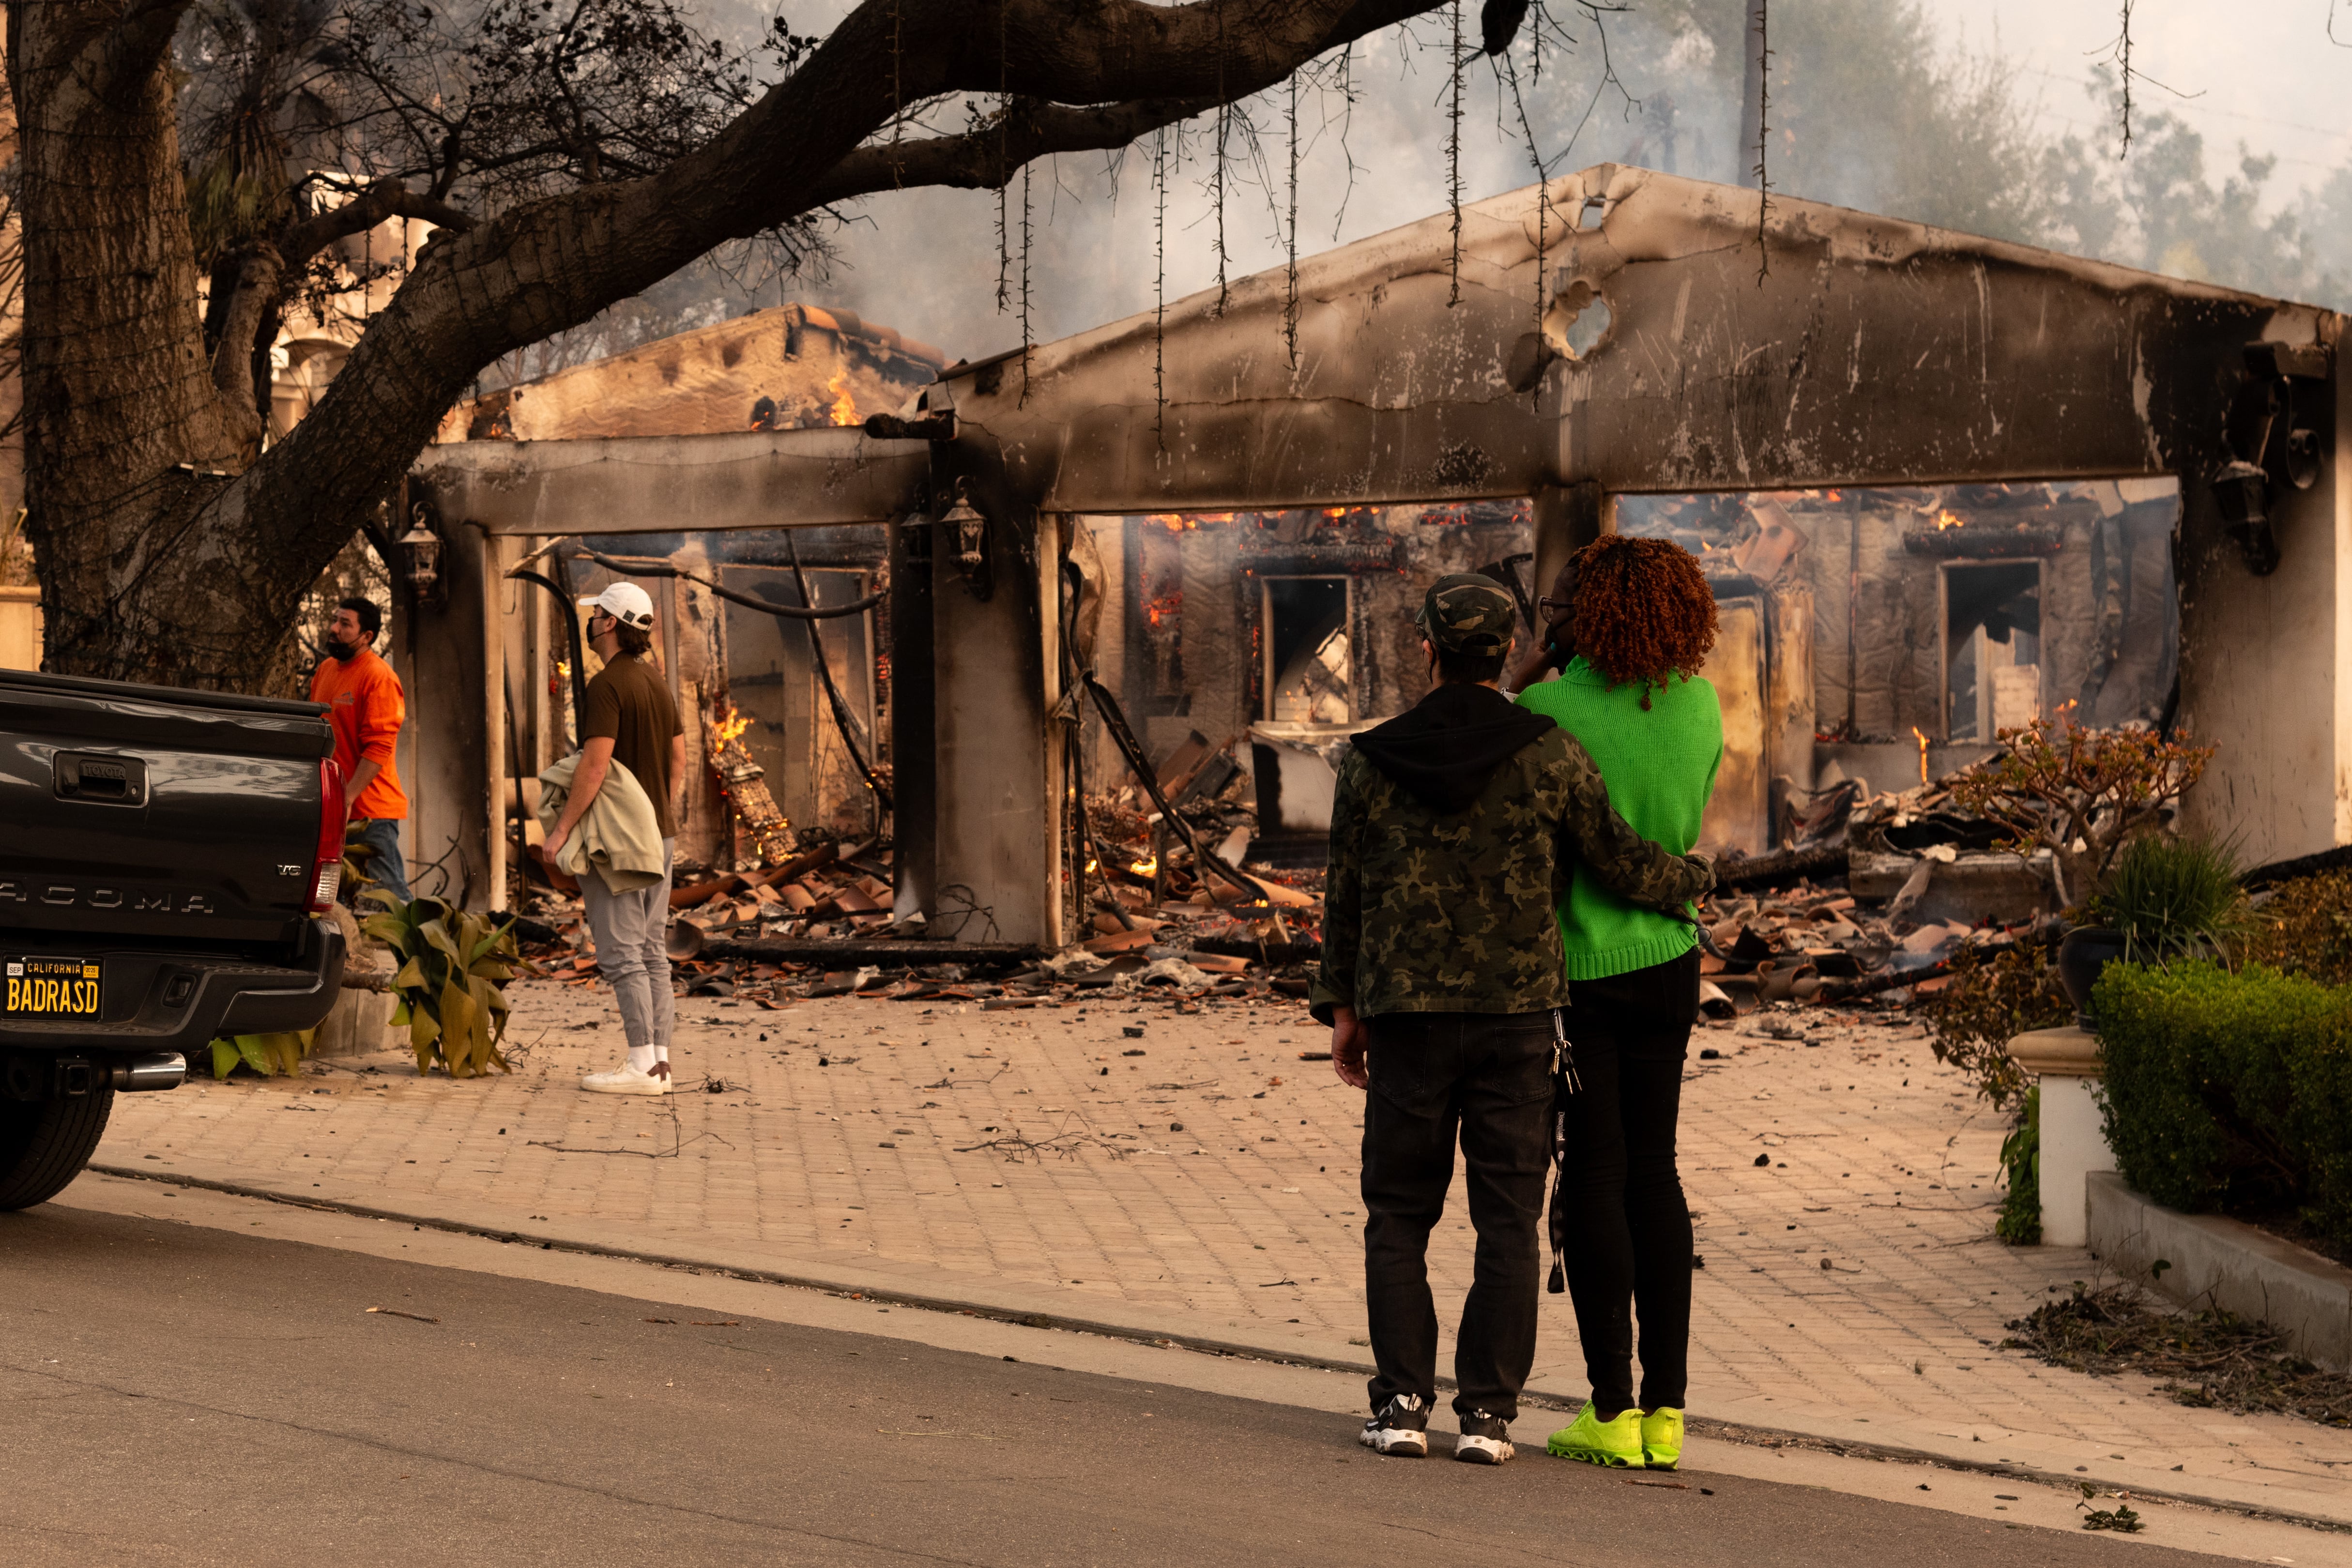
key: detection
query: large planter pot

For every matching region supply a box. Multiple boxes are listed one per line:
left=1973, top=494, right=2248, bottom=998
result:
left=2057, top=926, right=2128, bottom=1027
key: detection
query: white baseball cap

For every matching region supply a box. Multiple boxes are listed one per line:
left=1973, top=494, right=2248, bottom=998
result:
left=590, top=580, right=657, bottom=630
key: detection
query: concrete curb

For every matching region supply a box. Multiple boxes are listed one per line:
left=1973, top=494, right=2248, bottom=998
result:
left=87, top=1161, right=2352, bottom=1537
left=2089, top=1171, right=2352, bottom=1370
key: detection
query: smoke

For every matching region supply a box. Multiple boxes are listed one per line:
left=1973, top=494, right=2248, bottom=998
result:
left=698, top=2, right=1727, bottom=362
left=659, top=2, right=2352, bottom=366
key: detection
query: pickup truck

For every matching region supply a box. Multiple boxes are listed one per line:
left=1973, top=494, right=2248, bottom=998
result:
left=0, top=669, right=348, bottom=1208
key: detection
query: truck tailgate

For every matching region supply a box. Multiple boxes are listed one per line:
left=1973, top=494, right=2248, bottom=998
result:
left=0, top=670, right=334, bottom=945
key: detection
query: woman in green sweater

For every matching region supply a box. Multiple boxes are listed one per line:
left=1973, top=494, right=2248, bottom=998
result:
left=1513, top=534, right=1722, bottom=1471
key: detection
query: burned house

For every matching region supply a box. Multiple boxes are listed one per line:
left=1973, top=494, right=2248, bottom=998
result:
left=400, top=304, right=945, bottom=885
left=401, top=163, right=2350, bottom=950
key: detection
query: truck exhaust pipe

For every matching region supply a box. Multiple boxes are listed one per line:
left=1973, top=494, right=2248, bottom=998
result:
left=110, top=1052, right=185, bottom=1092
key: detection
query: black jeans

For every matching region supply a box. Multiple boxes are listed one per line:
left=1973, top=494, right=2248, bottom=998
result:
left=1361, top=1009, right=1554, bottom=1422
left=1551, top=948, right=1700, bottom=1416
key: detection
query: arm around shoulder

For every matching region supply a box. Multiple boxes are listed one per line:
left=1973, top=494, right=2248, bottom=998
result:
left=1552, top=737, right=1715, bottom=912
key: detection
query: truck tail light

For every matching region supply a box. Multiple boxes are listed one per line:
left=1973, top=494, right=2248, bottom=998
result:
left=307, top=757, right=346, bottom=914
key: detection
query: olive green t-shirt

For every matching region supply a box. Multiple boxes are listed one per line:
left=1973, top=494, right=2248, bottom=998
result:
left=581, top=654, right=683, bottom=838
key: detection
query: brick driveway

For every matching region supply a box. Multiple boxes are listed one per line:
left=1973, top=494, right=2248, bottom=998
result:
left=88, top=979, right=2352, bottom=1524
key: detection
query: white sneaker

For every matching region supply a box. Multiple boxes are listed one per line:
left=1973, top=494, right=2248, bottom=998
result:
left=1359, top=1394, right=1430, bottom=1457
left=1453, top=1410, right=1516, bottom=1464
left=580, top=1063, right=672, bottom=1096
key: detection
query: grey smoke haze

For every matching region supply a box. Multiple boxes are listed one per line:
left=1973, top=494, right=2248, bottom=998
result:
left=675, top=2, right=2352, bottom=364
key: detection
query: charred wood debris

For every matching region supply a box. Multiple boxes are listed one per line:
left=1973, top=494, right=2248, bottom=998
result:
left=501, top=738, right=2085, bottom=1029
left=506, top=737, right=1335, bottom=1023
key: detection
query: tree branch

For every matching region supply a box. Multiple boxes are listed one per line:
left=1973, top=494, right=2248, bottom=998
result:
left=237, top=0, right=1448, bottom=591
left=95, top=0, right=203, bottom=95
left=806, top=96, right=1218, bottom=206
left=208, top=244, right=277, bottom=450
left=279, top=178, right=476, bottom=272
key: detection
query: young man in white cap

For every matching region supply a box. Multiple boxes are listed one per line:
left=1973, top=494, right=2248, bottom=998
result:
left=544, top=581, right=687, bottom=1094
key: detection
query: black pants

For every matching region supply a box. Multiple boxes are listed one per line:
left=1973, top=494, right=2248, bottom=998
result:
left=1552, top=948, right=1700, bottom=1416
left=1361, top=1009, right=1554, bottom=1422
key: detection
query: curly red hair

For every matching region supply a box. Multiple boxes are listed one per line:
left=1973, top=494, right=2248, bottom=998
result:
left=1569, top=533, right=1718, bottom=708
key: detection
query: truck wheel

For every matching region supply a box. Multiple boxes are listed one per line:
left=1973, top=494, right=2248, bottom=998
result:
left=0, top=1086, right=116, bottom=1211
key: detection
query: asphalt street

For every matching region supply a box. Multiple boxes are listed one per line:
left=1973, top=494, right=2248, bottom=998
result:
left=1, top=1201, right=2236, bottom=1568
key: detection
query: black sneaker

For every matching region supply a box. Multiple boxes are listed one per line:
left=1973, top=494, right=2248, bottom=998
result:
left=1453, top=1409, right=1515, bottom=1465
left=1359, top=1394, right=1430, bottom=1457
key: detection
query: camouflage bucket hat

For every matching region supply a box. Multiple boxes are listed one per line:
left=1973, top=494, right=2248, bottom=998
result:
left=1415, top=573, right=1518, bottom=655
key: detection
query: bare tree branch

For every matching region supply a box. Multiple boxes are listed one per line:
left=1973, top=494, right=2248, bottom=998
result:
left=279, top=178, right=475, bottom=269
left=806, top=96, right=1218, bottom=206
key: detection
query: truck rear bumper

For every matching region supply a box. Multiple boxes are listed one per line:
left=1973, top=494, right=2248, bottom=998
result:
left=0, top=919, right=345, bottom=1057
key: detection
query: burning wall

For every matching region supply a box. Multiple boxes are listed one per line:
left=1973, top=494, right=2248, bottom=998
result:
left=437, top=304, right=946, bottom=443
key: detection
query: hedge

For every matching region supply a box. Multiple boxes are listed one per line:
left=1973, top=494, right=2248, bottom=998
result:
left=2093, top=960, right=2352, bottom=1251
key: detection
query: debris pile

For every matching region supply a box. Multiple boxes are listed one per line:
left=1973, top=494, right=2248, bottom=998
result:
left=1073, top=735, right=1323, bottom=965
left=1695, top=762, right=2070, bottom=1016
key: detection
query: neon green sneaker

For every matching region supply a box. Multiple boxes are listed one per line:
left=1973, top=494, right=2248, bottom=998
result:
left=1545, top=1402, right=1645, bottom=1467
left=1640, top=1407, right=1684, bottom=1471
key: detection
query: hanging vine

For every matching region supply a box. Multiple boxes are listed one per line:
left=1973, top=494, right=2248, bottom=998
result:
left=1284, top=71, right=1300, bottom=370
left=1503, top=51, right=1548, bottom=410
left=1752, top=0, right=1771, bottom=283
left=1019, top=159, right=1034, bottom=404
left=889, top=0, right=904, bottom=186
left=994, top=12, right=1010, bottom=312
left=1447, top=0, right=1465, bottom=307
left=1152, top=123, right=1168, bottom=450
left=1212, top=0, right=1230, bottom=315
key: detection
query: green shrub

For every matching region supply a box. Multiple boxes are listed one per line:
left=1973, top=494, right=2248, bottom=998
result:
left=1996, top=1084, right=2042, bottom=1245
left=2092, top=834, right=2247, bottom=966
left=2243, top=869, right=2352, bottom=986
left=2093, top=960, right=2352, bottom=1248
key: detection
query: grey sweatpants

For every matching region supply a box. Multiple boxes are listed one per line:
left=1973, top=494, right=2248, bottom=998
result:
left=581, top=837, right=675, bottom=1068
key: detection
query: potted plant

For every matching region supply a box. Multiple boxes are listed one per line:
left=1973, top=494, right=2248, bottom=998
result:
left=2060, top=834, right=2246, bottom=1024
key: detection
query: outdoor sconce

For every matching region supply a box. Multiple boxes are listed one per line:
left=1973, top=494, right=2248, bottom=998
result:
left=2212, top=460, right=2278, bottom=577
left=938, top=479, right=992, bottom=599
left=399, top=505, right=447, bottom=606
left=2217, top=341, right=2331, bottom=577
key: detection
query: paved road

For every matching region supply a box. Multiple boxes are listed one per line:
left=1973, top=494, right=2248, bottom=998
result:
left=2, top=1203, right=2226, bottom=1568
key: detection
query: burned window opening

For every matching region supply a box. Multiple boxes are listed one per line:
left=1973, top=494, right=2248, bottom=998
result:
left=1262, top=576, right=1353, bottom=725
left=1615, top=480, right=2183, bottom=849
left=722, top=565, right=880, bottom=840
left=1943, top=561, right=2043, bottom=745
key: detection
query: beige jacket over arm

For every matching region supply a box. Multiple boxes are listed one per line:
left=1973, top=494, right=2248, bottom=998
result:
left=537, top=753, right=667, bottom=895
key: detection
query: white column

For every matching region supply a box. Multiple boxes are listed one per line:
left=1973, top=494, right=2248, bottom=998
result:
left=2006, top=1026, right=2112, bottom=1248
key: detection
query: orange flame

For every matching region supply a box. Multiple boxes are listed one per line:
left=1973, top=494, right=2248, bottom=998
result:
left=1130, top=857, right=1158, bottom=878
left=1910, top=726, right=1930, bottom=784
left=711, top=703, right=753, bottom=747
left=1933, top=509, right=1965, bottom=531
left=825, top=370, right=858, bottom=427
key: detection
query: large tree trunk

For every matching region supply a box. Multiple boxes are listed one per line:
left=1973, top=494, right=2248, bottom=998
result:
left=13, top=0, right=285, bottom=687
left=13, top=0, right=1443, bottom=691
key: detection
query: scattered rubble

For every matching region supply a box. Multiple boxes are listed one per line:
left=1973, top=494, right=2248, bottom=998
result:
left=504, top=734, right=2120, bottom=1021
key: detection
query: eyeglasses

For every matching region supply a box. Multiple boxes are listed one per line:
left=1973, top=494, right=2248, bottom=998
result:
left=1536, top=596, right=1572, bottom=614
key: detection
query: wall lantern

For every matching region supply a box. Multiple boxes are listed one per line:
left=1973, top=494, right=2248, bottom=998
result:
left=2216, top=341, right=2331, bottom=577
left=937, top=479, right=991, bottom=598
left=399, top=504, right=447, bottom=606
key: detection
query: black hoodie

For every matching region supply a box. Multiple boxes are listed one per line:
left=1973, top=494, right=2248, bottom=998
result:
left=1349, top=682, right=1557, bottom=814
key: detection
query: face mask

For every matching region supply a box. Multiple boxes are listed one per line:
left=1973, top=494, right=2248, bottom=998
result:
left=321, top=634, right=362, bottom=661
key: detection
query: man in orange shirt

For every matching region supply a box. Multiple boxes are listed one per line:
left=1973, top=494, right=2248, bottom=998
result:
left=310, top=597, right=411, bottom=906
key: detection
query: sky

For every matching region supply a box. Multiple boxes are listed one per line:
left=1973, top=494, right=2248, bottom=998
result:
left=1920, top=0, right=2352, bottom=203
left=706, top=2, right=2352, bottom=366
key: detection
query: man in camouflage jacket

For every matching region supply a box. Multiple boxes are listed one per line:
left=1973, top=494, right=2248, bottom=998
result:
left=1309, top=574, right=1712, bottom=1464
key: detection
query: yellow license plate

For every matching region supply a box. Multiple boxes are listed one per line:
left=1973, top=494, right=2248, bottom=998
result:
left=3, top=957, right=103, bottom=1018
